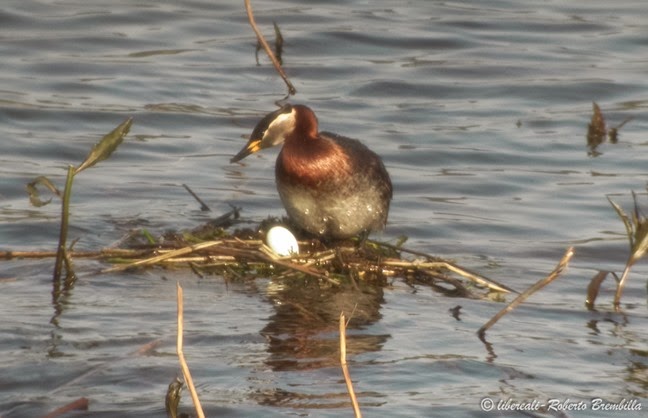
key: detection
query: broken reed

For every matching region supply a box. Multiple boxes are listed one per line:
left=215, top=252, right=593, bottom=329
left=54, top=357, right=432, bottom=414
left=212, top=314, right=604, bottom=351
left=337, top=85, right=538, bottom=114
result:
left=339, top=312, right=362, bottom=418
left=244, top=0, right=295, bottom=96
left=175, top=283, right=205, bottom=418
left=478, top=247, right=574, bottom=339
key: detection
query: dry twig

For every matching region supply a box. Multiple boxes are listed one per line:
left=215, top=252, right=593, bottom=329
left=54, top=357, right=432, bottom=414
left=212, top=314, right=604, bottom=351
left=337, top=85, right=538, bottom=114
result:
left=340, top=312, right=362, bottom=418
left=382, top=259, right=515, bottom=294
left=478, top=247, right=574, bottom=338
left=176, top=282, right=205, bottom=418
left=101, top=241, right=224, bottom=273
left=244, top=0, right=296, bottom=95
left=182, top=184, right=211, bottom=212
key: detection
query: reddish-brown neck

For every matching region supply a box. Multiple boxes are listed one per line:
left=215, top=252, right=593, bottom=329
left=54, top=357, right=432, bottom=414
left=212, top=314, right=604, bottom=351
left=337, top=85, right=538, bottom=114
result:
left=277, top=107, right=351, bottom=188
left=288, top=105, right=319, bottom=142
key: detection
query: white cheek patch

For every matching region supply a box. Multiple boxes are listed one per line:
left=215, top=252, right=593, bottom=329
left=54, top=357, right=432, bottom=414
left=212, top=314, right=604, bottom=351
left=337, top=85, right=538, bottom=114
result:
left=264, top=110, right=297, bottom=146
left=271, top=111, right=295, bottom=127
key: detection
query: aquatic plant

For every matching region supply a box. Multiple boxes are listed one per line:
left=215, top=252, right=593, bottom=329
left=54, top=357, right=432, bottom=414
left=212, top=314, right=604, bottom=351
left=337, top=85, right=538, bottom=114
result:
left=608, top=193, right=648, bottom=310
left=27, top=118, right=132, bottom=284
left=586, top=192, right=648, bottom=311
left=586, top=101, right=633, bottom=156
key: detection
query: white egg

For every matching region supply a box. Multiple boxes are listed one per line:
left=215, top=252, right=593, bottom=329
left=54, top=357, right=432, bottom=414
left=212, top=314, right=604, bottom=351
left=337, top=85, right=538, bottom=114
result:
left=266, top=226, right=299, bottom=256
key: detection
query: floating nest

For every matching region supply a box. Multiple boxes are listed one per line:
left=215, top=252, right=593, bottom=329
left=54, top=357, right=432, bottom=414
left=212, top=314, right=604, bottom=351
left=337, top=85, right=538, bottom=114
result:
left=75, top=208, right=515, bottom=299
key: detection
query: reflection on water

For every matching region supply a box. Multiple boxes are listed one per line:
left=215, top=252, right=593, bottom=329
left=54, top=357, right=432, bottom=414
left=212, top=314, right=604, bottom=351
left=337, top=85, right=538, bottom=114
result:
left=251, top=278, right=389, bottom=409
left=261, top=279, right=387, bottom=372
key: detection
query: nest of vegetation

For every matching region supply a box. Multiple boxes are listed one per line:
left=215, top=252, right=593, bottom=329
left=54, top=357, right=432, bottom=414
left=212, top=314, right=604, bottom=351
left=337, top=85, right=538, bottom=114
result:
left=86, top=208, right=514, bottom=299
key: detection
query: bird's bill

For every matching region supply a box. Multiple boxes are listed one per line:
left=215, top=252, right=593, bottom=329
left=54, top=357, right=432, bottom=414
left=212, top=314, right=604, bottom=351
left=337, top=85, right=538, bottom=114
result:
left=230, top=139, right=262, bottom=163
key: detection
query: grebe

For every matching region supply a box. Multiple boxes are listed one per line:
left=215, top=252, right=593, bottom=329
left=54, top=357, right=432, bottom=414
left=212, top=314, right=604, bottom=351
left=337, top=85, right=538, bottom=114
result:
left=231, top=104, right=392, bottom=239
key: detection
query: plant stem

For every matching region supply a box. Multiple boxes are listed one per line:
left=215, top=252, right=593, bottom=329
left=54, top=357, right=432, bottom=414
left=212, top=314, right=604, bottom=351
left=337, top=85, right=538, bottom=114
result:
left=340, top=312, right=362, bottom=418
left=244, top=0, right=296, bottom=95
left=176, top=283, right=205, bottom=418
left=53, top=165, right=75, bottom=282
left=613, top=257, right=633, bottom=311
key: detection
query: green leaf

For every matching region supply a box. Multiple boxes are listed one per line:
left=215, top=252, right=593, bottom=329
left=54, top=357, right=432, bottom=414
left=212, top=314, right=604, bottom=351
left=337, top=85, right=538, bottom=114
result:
left=74, top=117, right=133, bottom=175
left=140, top=228, right=157, bottom=245
left=26, top=175, right=61, bottom=207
